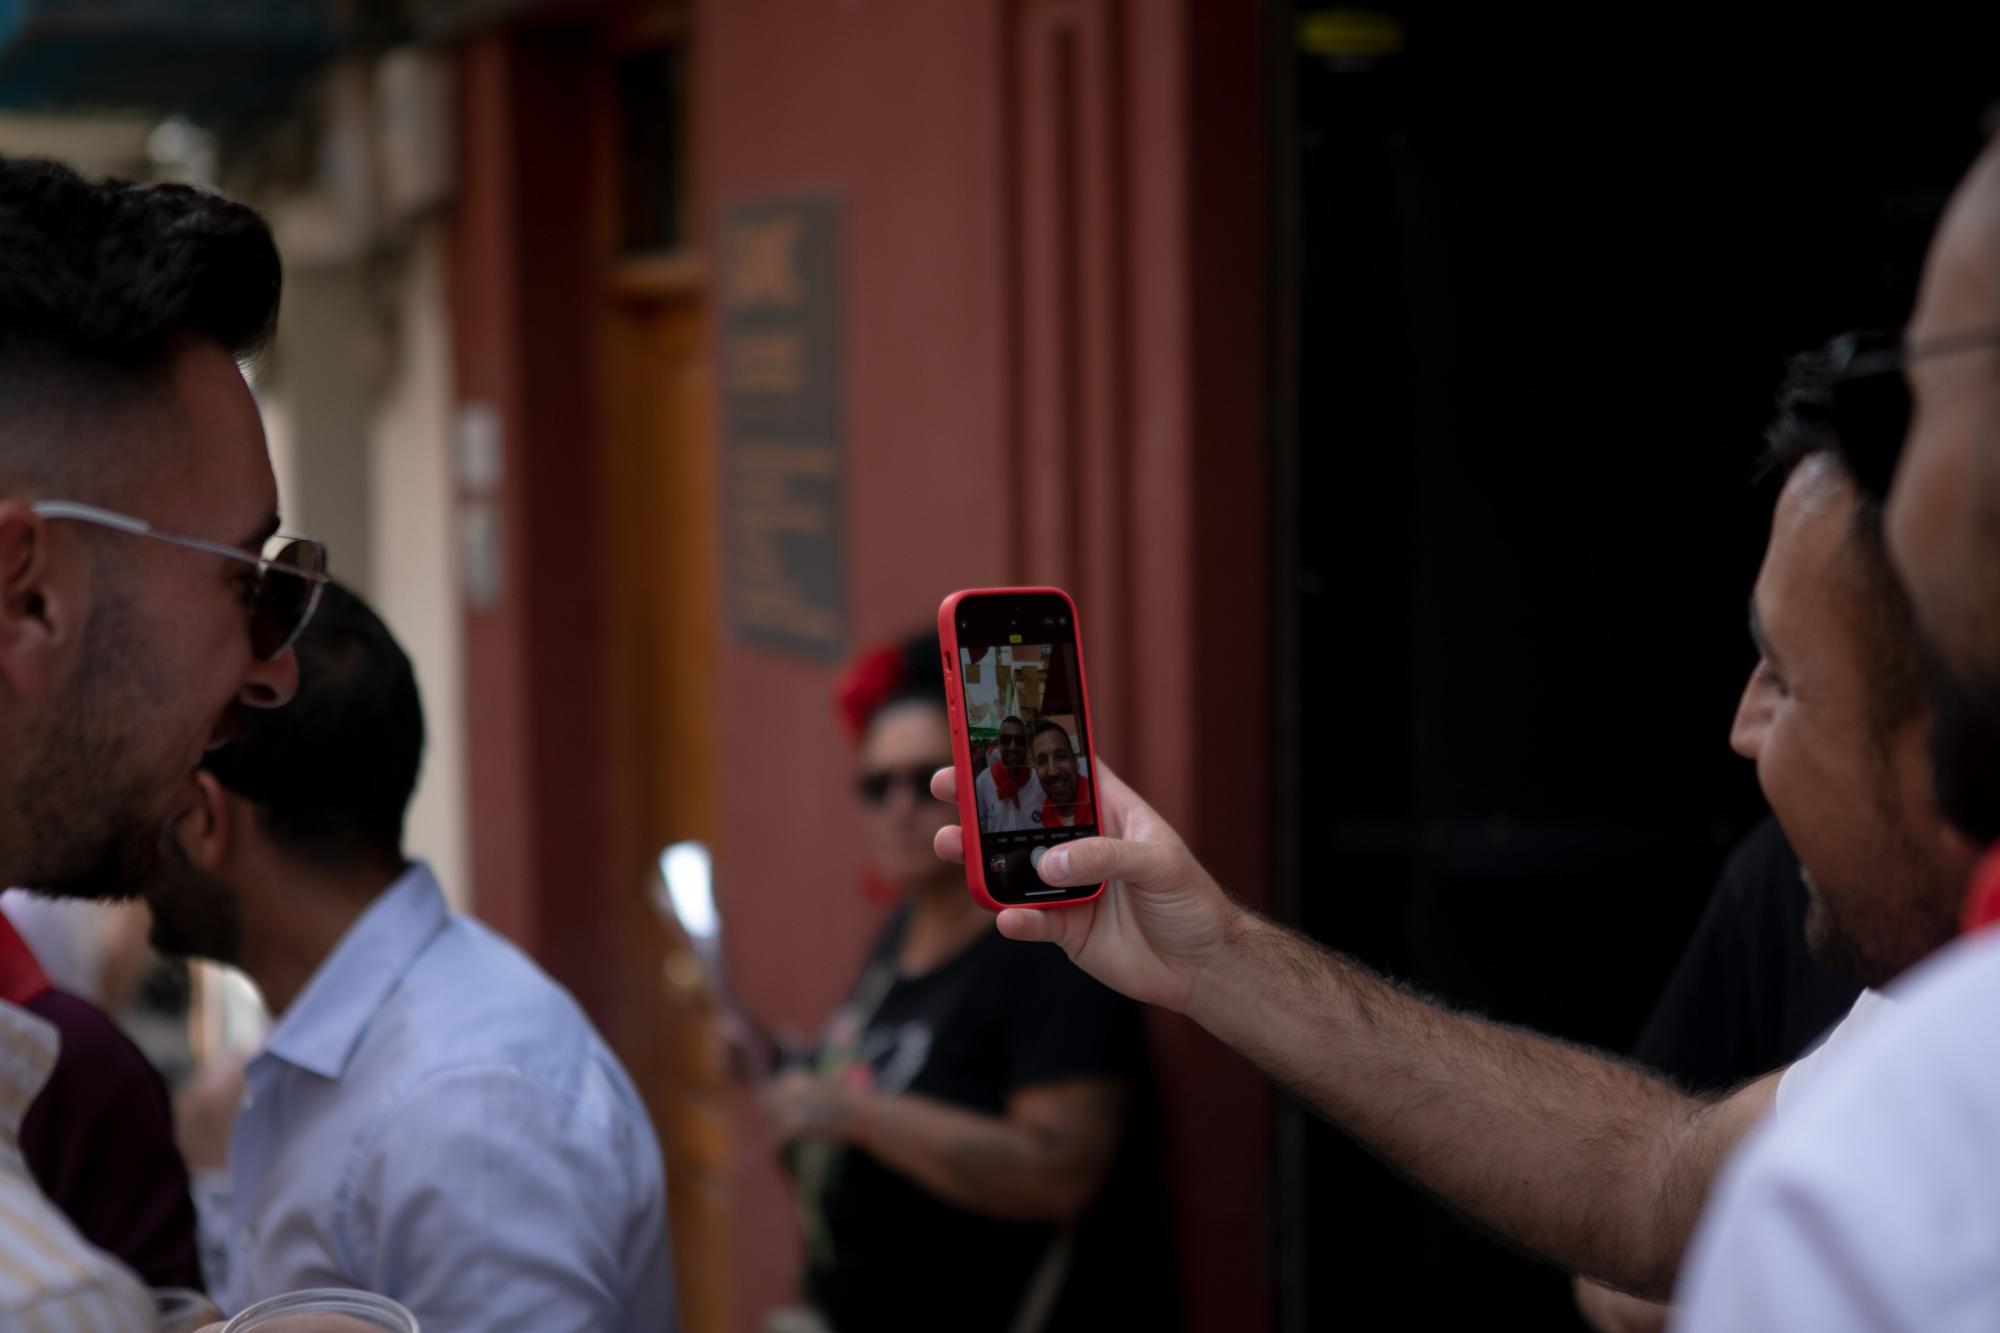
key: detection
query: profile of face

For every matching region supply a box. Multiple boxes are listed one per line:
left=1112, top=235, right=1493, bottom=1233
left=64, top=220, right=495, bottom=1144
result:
left=1032, top=726, right=1079, bottom=807
left=1885, top=137, right=2000, bottom=843
left=996, top=718, right=1030, bottom=774
left=859, top=701, right=958, bottom=890
left=13, top=342, right=298, bottom=900
left=1732, top=456, right=1975, bottom=986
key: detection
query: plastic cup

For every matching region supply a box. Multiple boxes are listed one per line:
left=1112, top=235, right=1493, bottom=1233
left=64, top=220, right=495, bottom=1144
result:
left=220, top=1290, right=418, bottom=1333
left=152, top=1287, right=223, bottom=1333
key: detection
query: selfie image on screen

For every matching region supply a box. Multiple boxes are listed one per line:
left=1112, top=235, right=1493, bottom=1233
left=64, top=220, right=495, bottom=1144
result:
left=957, top=638, right=1095, bottom=845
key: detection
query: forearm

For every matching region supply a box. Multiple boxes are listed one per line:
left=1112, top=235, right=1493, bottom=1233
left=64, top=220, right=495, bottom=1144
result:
left=845, top=1091, right=1098, bottom=1224
left=1189, top=911, right=1736, bottom=1296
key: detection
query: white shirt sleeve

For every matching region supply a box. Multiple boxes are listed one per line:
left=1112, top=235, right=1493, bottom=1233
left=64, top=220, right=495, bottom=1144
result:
left=1674, top=933, right=2000, bottom=1332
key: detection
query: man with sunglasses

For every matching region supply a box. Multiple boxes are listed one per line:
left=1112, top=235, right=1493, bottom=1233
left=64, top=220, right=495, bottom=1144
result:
left=929, top=340, right=1976, bottom=1308
left=0, top=155, right=312, bottom=1326
left=1673, top=134, right=2000, bottom=1330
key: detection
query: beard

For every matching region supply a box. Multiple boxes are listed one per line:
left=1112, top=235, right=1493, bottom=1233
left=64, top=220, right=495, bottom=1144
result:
left=15, top=572, right=181, bottom=902
left=1918, top=635, right=2000, bottom=846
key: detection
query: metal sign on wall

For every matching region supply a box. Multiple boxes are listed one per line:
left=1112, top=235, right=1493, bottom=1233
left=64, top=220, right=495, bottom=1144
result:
left=719, top=193, right=846, bottom=661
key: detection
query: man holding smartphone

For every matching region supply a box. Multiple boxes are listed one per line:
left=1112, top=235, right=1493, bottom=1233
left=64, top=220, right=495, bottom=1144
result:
left=932, top=341, right=1972, bottom=1304
left=1673, top=130, right=2000, bottom=1330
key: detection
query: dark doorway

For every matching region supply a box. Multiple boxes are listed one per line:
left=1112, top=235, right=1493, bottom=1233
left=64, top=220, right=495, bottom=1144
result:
left=1275, top=8, right=1998, bottom=1329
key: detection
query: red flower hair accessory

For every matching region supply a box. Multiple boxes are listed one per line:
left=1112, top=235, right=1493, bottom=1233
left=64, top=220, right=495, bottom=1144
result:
left=833, top=642, right=908, bottom=742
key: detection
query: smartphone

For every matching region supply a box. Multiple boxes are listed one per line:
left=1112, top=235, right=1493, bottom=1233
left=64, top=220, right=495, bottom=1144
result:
left=937, top=587, right=1106, bottom=910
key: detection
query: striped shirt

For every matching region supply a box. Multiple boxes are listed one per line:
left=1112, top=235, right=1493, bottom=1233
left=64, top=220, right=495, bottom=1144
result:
left=0, top=999, right=153, bottom=1330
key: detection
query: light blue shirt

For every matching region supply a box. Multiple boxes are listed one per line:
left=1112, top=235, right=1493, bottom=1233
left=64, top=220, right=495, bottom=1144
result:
left=204, top=863, right=675, bottom=1331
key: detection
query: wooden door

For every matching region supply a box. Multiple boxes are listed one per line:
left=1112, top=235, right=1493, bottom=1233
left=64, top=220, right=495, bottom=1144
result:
left=601, top=281, right=728, bottom=1333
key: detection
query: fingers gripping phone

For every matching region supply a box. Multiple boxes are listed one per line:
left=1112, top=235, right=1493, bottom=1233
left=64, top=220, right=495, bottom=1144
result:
left=938, top=587, right=1107, bottom=910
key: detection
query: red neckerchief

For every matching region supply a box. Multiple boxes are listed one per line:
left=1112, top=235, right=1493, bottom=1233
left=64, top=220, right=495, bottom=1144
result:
left=1959, top=842, right=2000, bottom=936
left=988, top=751, right=1030, bottom=806
left=0, top=911, right=51, bottom=1007
left=1035, top=776, right=1094, bottom=829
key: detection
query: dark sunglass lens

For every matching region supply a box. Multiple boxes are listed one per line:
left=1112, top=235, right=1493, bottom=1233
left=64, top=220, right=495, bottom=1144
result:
left=857, top=773, right=892, bottom=805
left=251, top=540, right=326, bottom=660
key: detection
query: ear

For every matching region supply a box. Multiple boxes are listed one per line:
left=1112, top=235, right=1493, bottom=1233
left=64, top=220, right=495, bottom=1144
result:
left=175, top=772, right=238, bottom=876
left=0, top=501, right=70, bottom=696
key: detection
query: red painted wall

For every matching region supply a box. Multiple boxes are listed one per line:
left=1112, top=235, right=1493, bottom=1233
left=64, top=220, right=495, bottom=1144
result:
left=697, top=2, right=1273, bottom=1329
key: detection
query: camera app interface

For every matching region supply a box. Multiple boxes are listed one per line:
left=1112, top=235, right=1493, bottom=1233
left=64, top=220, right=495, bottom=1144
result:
left=954, top=595, right=1098, bottom=884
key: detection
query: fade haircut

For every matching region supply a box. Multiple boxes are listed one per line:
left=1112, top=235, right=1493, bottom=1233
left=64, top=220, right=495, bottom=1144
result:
left=1760, top=337, right=1923, bottom=746
left=203, top=582, right=423, bottom=873
left=0, top=155, right=280, bottom=496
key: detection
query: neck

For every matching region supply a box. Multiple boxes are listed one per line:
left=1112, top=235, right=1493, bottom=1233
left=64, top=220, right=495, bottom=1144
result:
left=897, top=875, right=988, bottom=974
left=238, top=858, right=408, bottom=1017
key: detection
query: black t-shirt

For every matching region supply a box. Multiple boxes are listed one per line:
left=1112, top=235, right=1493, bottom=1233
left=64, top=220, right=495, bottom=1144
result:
left=1633, top=815, right=1863, bottom=1092
left=804, top=913, right=1173, bottom=1333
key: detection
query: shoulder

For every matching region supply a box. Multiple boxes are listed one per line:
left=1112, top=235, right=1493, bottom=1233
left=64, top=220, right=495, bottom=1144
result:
left=1730, top=936, right=2000, bottom=1232
left=1678, top=938, right=2000, bottom=1325
left=357, top=918, right=652, bottom=1135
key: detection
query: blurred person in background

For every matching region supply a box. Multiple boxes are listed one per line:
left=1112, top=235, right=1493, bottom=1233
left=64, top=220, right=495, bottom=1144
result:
left=146, top=582, right=675, bottom=1332
left=932, top=338, right=1976, bottom=1307
left=0, top=151, right=304, bottom=1328
left=1675, top=128, right=2000, bottom=1331
left=757, top=634, right=1170, bottom=1333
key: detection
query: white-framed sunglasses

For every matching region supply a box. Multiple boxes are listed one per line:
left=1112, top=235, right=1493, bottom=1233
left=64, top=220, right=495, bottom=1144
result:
left=30, top=500, right=329, bottom=660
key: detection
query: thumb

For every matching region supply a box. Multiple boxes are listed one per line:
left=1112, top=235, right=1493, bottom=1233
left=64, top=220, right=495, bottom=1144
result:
left=1036, top=836, right=1183, bottom=890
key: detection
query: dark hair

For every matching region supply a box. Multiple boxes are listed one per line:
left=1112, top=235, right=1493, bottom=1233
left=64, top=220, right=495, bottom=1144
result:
left=1031, top=718, right=1074, bottom=750
left=999, top=714, right=1027, bottom=732
left=1761, top=337, right=1922, bottom=740
left=202, top=582, right=423, bottom=870
left=0, top=155, right=280, bottom=490
left=866, top=632, right=948, bottom=727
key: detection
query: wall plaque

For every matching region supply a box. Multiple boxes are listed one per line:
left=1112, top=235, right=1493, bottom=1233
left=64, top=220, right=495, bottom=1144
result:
left=719, top=193, right=846, bottom=660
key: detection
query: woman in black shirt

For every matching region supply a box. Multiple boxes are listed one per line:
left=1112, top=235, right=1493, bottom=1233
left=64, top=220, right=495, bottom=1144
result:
left=758, top=635, right=1170, bottom=1333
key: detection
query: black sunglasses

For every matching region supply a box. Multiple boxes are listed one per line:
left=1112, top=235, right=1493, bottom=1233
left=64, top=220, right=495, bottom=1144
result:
left=856, top=763, right=950, bottom=807
left=1827, top=325, right=2000, bottom=502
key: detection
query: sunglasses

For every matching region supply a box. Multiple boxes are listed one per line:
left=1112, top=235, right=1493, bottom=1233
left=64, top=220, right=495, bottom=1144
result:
left=31, top=500, right=330, bottom=660
left=856, top=762, right=950, bottom=807
left=1827, top=325, right=2000, bottom=502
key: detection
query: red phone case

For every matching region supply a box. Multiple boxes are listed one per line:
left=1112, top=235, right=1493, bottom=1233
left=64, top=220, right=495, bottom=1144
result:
left=937, top=586, right=1107, bottom=911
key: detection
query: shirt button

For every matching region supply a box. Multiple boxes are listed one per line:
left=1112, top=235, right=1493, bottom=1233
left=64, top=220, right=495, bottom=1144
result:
left=237, top=1227, right=254, bottom=1249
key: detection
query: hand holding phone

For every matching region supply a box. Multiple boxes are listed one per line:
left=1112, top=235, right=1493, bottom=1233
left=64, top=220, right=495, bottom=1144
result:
left=929, top=756, right=1233, bottom=1016
left=937, top=587, right=1106, bottom=909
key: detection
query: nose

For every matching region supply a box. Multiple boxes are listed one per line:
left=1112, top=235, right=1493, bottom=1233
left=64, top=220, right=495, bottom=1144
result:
left=1730, top=667, right=1771, bottom=761
left=238, top=644, right=300, bottom=710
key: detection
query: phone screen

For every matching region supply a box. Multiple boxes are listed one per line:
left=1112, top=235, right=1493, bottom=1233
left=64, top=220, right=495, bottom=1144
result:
left=952, top=592, right=1099, bottom=901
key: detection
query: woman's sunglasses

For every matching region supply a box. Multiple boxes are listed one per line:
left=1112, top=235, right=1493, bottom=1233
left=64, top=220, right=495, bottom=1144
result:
left=856, top=763, right=951, bottom=807
left=31, top=500, right=330, bottom=660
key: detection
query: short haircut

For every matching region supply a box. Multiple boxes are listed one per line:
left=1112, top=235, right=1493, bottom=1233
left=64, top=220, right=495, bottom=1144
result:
left=203, top=583, right=424, bottom=870
left=0, top=155, right=280, bottom=493
left=999, top=715, right=1026, bottom=732
left=1031, top=718, right=1074, bottom=750
left=1761, top=337, right=1922, bottom=742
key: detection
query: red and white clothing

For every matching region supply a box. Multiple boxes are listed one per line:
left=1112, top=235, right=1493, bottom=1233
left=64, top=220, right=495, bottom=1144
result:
left=974, top=760, right=1044, bottom=833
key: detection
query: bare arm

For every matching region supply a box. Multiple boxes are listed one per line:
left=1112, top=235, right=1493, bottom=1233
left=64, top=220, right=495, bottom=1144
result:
left=934, top=760, right=1779, bottom=1297
left=1197, top=912, right=1777, bottom=1296
left=765, top=1074, right=1127, bottom=1224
